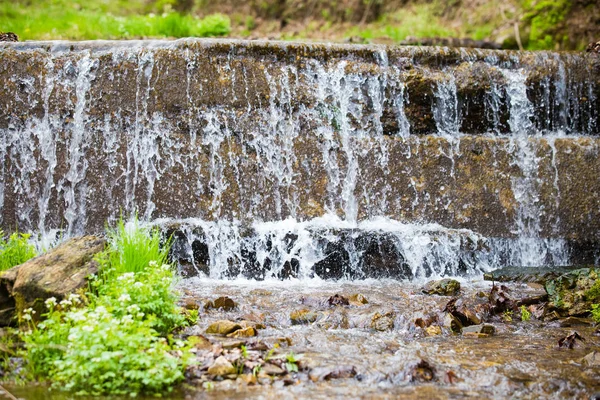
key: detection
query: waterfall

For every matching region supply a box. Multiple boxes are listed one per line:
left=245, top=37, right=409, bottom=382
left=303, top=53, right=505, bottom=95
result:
left=1, top=39, right=599, bottom=279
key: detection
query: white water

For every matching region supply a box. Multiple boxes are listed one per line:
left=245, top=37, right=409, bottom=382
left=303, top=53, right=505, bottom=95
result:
left=1, top=41, right=598, bottom=279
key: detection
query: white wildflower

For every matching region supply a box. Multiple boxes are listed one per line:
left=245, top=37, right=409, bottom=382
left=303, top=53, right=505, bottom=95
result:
left=118, top=293, right=131, bottom=303
left=126, top=304, right=140, bottom=313
left=22, top=314, right=32, bottom=321
left=45, top=297, right=57, bottom=307
left=133, top=281, right=144, bottom=288
left=68, top=293, right=81, bottom=304
left=149, top=260, right=158, bottom=268
left=82, top=325, right=94, bottom=332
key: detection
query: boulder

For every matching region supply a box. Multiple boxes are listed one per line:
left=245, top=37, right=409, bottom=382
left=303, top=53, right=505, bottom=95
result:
left=0, top=236, right=104, bottom=325
left=422, top=279, right=461, bottom=296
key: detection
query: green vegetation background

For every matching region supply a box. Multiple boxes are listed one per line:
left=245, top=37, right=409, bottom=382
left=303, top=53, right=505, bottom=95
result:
left=0, top=0, right=593, bottom=50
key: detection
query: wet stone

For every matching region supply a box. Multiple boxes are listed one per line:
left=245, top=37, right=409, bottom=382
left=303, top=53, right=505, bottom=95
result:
left=370, top=311, right=395, bottom=331
left=422, top=278, right=461, bottom=296
left=425, top=326, right=442, bottom=336
left=443, top=313, right=463, bottom=333
left=205, top=296, right=237, bottom=311
left=348, top=293, right=369, bottom=306
left=207, top=356, right=236, bottom=376
left=328, top=294, right=349, bottom=307
left=462, top=324, right=495, bottom=335
left=206, top=320, right=242, bottom=335
left=227, top=326, right=257, bottom=338
left=290, top=309, right=319, bottom=325
left=582, top=351, right=600, bottom=367
left=262, top=364, right=286, bottom=376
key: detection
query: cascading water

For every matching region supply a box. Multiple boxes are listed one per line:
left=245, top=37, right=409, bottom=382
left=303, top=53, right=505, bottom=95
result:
left=1, top=39, right=599, bottom=280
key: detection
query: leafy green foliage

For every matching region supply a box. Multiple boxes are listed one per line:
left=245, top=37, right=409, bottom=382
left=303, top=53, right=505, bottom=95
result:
left=520, top=305, right=531, bottom=322
left=285, top=351, right=299, bottom=373
left=591, top=304, right=600, bottom=324
left=21, top=218, right=192, bottom=396
left=0, top=230, right=37, bottom=272
left=521, top=0, right=571, bottom=50
left=0, top=0, right=230, bottom=40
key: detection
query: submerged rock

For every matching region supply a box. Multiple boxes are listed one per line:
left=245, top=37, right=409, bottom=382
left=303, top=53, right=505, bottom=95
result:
left=348, top=294, right=369, bottom=306
left=582, top=351, right=600, bottom=367
left=205, top=296, right=237, bottom=311
left=0, top=236, right=104, bottom=325
left=290, top=309, right=319, bottom=325
left=206, top=320, right=242, bottom=335
left=370, top=311, right=395, bottom=331
left=422, top=279, right=461, bottom=296
left=462, top=324, right=495, bottom=336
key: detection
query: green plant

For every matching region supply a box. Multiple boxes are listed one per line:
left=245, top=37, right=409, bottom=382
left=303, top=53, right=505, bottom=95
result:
left=0, top=231, right=37, bottom=271
left=591, top=304, right=600, bottom=324
left=285, top=352, right=299, bottom=373
left=502, top=310, right=513, bottom=322
left=252, top=365, right=261, bottom=377
left=101, top=216, right=170, bottom=278
left=520, top=305, right=531, bottom=322
left=241, top=345, right=248, bottom=358
left=21, top=218, right=192, bottom=396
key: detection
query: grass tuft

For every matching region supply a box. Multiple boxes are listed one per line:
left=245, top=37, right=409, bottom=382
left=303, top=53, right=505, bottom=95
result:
left=0, top=230, right=37, bottom=271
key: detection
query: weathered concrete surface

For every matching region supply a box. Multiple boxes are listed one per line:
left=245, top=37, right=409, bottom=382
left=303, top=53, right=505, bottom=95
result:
left=0, top=40, right=598, bottom=246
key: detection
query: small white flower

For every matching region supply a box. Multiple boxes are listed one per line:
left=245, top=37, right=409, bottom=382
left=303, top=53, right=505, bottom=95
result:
left=68, top=293, right=81, bottom=304
left=82, top=325, right=94, bottom=332
left=60, top=299, right=72, bottom=307
left=117, top=272, right=135, bottom=281
left=118, top=293, right=131, bottom=303
left=149, top=260, right=158, bottom=268
left=133, top=281, right=144, bottom=288
left=160, top=264, right=170, bottom=271
left=45, top=297, right=57, bottom=307
left=22, top=314, right=32, bottom=321
left=126, top=304, right=140, bottom=313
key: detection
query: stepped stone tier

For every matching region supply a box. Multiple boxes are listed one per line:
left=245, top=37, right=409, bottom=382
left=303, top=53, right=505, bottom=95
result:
left=0, top=39, right=599, bottom=278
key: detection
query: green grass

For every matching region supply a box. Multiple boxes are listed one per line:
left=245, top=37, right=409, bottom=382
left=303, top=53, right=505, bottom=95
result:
left=0, top=0, right=230, bottom=40
left=0, top=230, right=36, bottom=271
left=104, top=216, right=171, bottom=278
left=348, top=4, right=456, bottom=42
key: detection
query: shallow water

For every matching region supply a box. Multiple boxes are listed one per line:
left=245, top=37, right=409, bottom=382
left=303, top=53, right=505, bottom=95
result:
left=175, top=278, right=600, bottom=399
left=6, top=278, right=599, bottom=399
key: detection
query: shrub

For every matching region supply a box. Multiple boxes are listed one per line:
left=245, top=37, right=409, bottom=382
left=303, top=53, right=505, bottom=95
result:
left=22, top=218, right=191, bottom=396
left=0, top=230, right=37, bottom=271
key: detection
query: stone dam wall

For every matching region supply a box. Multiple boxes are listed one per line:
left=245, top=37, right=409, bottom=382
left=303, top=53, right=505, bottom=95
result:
left=1, top=39, right=599, bottom=275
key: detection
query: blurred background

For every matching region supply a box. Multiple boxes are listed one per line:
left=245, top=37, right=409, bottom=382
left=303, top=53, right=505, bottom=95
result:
left=1, top=0, right=598, bottom=50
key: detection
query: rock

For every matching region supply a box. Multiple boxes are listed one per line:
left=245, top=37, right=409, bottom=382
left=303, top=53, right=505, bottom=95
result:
left=0, top=236, right=104, bottom=325
left=249, top=289, right=272, bottom=296
left=586, top=41, right=600, bottom=53
left=205, top=296, right=236, bottom=311
left=545, top=268, right=598, bottom=316
left=261, top=364, right=286, bottom=376
left=290, top=309, right=318, bottom=325
left=582, top=351, right=600, bottom=367
left=370, top=311, right=395, bottom=331
left=206, top=320, right=242, bottom=335
left=327, top=294, right=349, bottom=306
left=308, top=366, right=357, bottom=381
left=348, top=293, right=368, bottom=306
left=462, top=324, right=495, bottom=335
left=183, top=298, right=199, bottom=310
left=239, top=320, right=266, bottom=330
left=558, top=316, right=592, bottom=327
left=227, top=327, right=257, bottom=338
left=425, top=326, right=442, bottom=336
left=187, top=335, right=213, bottom=350
left=220, top=339, right=246, bottom=349
left=558, top=331, right=585, bottom=349
left=483, top=266, right=584, bottom=284
left=422, top=279, right=461, bottom=296
left=410, top=360, right=435, bottom=382
left=207, top=356, right=236, bottom=376
left=442, top=313, right=462, bottom=333
left=0, top=33, right=18, bottom=42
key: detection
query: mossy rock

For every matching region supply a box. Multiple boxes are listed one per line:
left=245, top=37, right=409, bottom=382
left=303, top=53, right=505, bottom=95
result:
left=545, top=268, right=598, bottom=316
